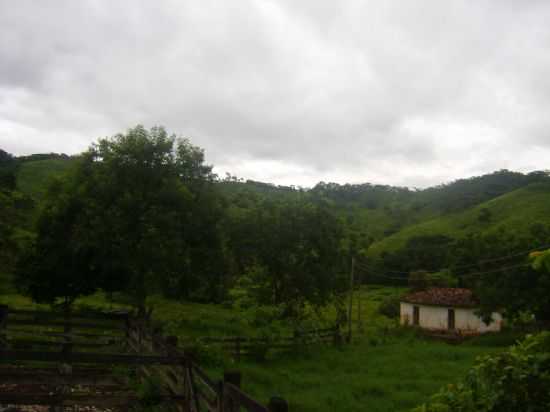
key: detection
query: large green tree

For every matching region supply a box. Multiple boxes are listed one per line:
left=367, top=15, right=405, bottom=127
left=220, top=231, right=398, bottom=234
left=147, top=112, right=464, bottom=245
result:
left=16, top=126, right=223, bottom=309
left=16, top=180, right=98, bottom=307
left=227, top=198, right=345, bottom=316
left=471, top=228, right=550, bottom=323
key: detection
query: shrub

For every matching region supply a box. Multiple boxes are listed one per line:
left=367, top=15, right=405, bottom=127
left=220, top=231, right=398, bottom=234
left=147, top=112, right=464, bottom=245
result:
left=378, top=296, right=400, bottom=319
left=183, top=341, right=227, bottom=368
left=131, top=376, right=174, bottom=412
left=414, top=332, right=550, bottom=412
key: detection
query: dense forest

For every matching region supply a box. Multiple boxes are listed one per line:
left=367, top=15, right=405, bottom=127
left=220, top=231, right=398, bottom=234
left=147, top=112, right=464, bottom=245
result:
left=1, top=126, right=550, bottom=322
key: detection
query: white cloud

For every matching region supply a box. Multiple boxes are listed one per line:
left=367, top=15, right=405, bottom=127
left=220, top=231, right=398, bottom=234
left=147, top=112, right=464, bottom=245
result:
left=1, top=0, right=550, bottom=187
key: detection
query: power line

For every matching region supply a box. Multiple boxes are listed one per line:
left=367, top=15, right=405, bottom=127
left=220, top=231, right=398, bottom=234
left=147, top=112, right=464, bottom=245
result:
left=354, top=242, right=550, bottom=276
left=458, top=263, right=530, bottom=279
left=354, top=260, right=531, bottom=282
left=352, top=263, right=409, bottom=282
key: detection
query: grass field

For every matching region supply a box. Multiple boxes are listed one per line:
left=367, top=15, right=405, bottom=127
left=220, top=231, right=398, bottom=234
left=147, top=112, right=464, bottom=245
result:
left=16, top=158, right=75, bottom=200
left=0, top=286, right=521, bottom=412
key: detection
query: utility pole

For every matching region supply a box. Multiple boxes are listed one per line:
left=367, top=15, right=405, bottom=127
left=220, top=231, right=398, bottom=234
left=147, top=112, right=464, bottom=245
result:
left=347, top=256, right=355, bottom=343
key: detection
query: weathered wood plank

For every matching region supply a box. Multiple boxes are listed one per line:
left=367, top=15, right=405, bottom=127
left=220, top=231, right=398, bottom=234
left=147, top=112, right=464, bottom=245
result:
left=197, top=390, right=218, bottom=412
left=0, top=373, right=124, bottom=386
left=0, top=393, right=186, bottom=407
left=200, top=327, right=338, bottom=344
left=192, top=364, right=219, bottom=394
left=0, top=366, right=116, bottom=375
left=186, top=363, right=200, bottom=412
left=6, top=329, right=123, bottom=339
left=9, top=308, right=129, bottom=321
left=6, top=338, right=119, bottom=349
left=0, top=349, right=186, bottom=365
left=7, top=318, right=119, bottom=329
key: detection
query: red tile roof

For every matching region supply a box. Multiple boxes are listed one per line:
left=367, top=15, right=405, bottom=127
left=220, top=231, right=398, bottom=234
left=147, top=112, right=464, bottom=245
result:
left=401, top=288, right=479, bottom=308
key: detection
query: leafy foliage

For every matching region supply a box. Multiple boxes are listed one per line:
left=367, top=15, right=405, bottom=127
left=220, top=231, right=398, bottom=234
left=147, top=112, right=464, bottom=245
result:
left=0, top=149, right=33, bottom=286
left=15, top=180, right=99, bottom=306
left=471, top=235, right=550, bottom=323
left=530, top=249, right=550, bottom=272
left=15, top=126, right=222, bottom=309
left=226, top=198, right=345, bottom=316
left=377, top=295, right=400, bottom=319
left=0, top=149, right=17, bottom=190
left=414, top=332, right=550, bottom=412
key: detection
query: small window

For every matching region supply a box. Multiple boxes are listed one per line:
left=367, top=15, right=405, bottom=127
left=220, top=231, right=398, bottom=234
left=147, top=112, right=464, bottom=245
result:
left=448, top=308, right=455, bottom=330
left=413, top=306, right=420, bottom=326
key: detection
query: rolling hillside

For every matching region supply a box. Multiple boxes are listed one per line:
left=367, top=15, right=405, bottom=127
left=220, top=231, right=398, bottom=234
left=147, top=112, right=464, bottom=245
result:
left=9, top=151, right=550, bottom=265
left=367, top=181, right=550, bottom=259
left=16, top=156, right=75, bottom=200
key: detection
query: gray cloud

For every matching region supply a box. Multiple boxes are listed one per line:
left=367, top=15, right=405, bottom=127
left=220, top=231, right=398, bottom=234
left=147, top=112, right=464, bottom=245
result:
left=1, top=0, right=550, bottom=188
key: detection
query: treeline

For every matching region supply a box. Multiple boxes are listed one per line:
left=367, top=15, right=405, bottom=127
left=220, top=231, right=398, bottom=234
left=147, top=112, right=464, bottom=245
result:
left=2, top=127, right=550, bottom=322
left=304, top=170, right=549, bottom=215
left=5, top=127, right=348, bottom=319
left=17, top=153, right=72, bottom=163
left=415, top=170, right=548, bottom=213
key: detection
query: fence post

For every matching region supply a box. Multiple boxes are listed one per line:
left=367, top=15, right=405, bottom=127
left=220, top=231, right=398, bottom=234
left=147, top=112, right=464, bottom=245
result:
left=268, top=396, right=289, bottom=412
left=0, top=305, right=8, bottom=347
left=54, top=306, right=73, bottom=412
left=138, top=316, right=143, bottom=347
left=217, top=379, right=224, bottom=412
left=235, top=337, right=241, bottom=362
left=62, top=306, right=72, bottom=359
left=124, top=312, right=130, bottom=343
left=223, top=370, right=241, bottom=412
left=152, top=325, right=163, bottom=352
left=165, top=335, right=178, bottom=352
left=333, top=325, right=343, bottom=346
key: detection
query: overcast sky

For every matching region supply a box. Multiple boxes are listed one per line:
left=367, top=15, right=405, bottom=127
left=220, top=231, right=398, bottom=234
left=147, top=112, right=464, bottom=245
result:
left=1, top=1, right=550, bottom=188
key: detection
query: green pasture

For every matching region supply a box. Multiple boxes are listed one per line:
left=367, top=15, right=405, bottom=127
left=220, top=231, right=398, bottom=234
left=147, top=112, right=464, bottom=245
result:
left=0, top=286, right=519, bottom=411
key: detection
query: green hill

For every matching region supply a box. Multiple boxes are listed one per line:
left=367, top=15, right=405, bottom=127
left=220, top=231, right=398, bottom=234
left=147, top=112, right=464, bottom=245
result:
left=16, top=156, right=75, bottom=200
left=9, top=150, right=550, bottom=269
left=367, top=181, right=550, bottom=259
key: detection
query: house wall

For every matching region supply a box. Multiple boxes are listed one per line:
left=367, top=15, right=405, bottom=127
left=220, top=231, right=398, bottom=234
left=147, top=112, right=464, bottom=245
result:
left=400, top=302, right=502, bottom=333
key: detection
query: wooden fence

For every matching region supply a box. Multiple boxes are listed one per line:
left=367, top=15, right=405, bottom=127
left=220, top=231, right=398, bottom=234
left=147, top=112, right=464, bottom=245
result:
left=199, top=325, right=342, bottom=361
left=0, top=304, right=288, bottom=412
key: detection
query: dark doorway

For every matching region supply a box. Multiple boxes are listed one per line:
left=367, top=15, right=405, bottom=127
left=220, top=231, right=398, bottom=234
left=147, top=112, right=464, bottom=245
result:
left=413, top=306, right=420, bottom=326
left=448, top=308, right=455, bottom=330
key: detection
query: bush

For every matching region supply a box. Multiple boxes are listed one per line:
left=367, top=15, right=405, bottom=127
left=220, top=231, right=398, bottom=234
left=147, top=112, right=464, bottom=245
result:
left=183, top=341, right=227, bottom=368
left=378, top=296, right=400, bottom=319
left=414, top=332, right=550, bottom=412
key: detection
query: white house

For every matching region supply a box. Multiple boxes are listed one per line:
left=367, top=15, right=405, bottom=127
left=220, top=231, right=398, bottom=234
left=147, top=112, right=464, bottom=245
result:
left=400, top=288, right=502, bottom=334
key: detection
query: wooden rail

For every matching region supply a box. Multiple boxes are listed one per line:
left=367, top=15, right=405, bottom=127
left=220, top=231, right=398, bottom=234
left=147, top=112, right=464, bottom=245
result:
left=0, top=304, right=288, bottom=412
left=200, top=325, right=342, bottom=360
left=0, top=371, right=124, bottom=386
left=127, top=316, right=289, bottom=411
